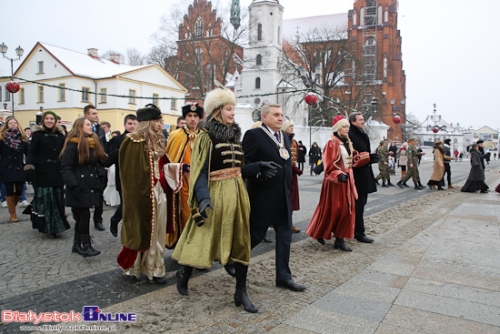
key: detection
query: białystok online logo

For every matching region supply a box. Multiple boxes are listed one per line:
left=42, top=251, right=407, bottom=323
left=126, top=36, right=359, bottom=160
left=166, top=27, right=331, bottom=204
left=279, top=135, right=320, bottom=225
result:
left=1, top=306, right=136, bottom=324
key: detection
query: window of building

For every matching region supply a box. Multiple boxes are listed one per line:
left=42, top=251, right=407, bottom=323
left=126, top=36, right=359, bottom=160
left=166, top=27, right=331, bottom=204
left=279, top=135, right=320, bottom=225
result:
left=5, top=87, right=10, bottom=101
left=353, top=11, right=357, bottom=25
left=19, top=88, right=25, bottom=104
left=38, top=61, right=44, bottom=74
left=256, top=54, right=262, bottom=66
left=195, top=48, right=203, bottom=67
left=100, top=88, right=107, bottom=103
left=360, top=8, right=365, bottom=26
left=153, top=93, right=159, bottom=106
left=38, top=86, right=44, bottom=103
left=363, top=38, right=377, bottom=81
left=384, top=9, right=389, bottom=22
left=378, top=6, right=383, bottom=24
left=128, top=90, right=136, bottom=104
left=255, top=77, right=261, bottom=89
left=0, top=86, right=2, bottom=101
left=194, top=16, right=204, bottom=38
left=278, top=27, right=281, bottom=44
left=58, top=83, right=66, bottom=101
left=383, top=55, right=388, bottom=78
left=171, top=98, right=177, bottom=110
left=257, top=23, right=262, bottom=41
left=82, top=87, right=90, bottom=102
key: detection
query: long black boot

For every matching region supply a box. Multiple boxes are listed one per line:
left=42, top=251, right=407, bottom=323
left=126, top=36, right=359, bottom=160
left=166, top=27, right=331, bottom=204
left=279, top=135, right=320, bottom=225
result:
left=80, top=235, right=101, bottom=257
left=176, top=266, right=193, bottom=296
left=387, top=179, right=395, bottom=186
left=417, top=181, right=426, bottom=190
left=334, top=238, right=352, bottom=252
left=72, top=220, right=83, bottom=255
left=402, top=181, right=410, bottom=187
left=381, top=181, right=388, bottom=187
left=234, top=263, right=258, bottom=313
left=397, top=180, right=404, bottom=188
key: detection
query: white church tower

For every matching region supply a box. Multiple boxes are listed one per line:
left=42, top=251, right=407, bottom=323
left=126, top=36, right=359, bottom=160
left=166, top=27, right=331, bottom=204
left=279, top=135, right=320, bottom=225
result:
left=239, top=0, right=284, bottom=109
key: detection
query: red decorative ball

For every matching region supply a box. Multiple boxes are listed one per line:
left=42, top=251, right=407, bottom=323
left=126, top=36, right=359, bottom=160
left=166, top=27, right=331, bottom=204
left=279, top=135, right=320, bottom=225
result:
left=432, top=126, right=439, bottom=133
left=392, top=115, right=401, bottom=124
left=6, top=81, right=20, bottom=94
left=304, top=92, right=318, bottom=105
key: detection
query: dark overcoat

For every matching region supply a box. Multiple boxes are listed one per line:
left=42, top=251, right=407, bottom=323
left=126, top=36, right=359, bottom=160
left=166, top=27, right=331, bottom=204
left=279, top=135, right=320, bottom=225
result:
left=26, top=126, right=65, bottom=187
left=60, top=142, right=101, bottom=208
left=466, top=150, right=485, bottom=181
left=106, top=131, right=129, bottom=192
left=348, top=124, right=377, bottom=195
left=0, top=139, right=29, bottom=183
left=242, top=127, right=292, bottom=228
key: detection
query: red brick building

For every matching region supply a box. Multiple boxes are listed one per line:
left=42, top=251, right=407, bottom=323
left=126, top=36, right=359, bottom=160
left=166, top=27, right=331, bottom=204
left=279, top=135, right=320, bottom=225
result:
left=165, top=0, right=243, bottom=104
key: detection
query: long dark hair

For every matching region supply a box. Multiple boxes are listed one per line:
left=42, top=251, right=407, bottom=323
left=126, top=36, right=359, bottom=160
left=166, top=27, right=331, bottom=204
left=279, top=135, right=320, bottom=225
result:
left=60, top=117, right=107, bottom=164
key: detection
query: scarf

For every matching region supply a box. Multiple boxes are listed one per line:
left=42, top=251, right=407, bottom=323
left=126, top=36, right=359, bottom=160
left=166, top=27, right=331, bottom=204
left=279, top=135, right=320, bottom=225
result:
left=4, top=128, right=22, bottom=150
left=69, top=136, right=96, bottom=148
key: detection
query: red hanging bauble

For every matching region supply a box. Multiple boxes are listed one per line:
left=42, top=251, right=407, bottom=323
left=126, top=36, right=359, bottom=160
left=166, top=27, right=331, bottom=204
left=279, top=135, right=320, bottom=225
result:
left=304, top=92, right=318, bottom=105
left=432, top=126, right=439, bottom=134
left=6, top=81, right=20, bottom=94
left=392, top=115, right=401, bottom=124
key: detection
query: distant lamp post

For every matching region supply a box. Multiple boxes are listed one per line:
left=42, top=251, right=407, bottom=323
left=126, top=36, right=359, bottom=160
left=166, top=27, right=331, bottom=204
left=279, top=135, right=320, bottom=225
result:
left=304, top=92, right=318, bottom=150
left=0, top=43, right=24, bottom=115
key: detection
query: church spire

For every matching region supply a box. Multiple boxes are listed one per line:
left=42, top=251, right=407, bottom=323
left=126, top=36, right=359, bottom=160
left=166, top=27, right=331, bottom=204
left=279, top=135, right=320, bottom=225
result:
left=230, top=0, right=241, bottom=30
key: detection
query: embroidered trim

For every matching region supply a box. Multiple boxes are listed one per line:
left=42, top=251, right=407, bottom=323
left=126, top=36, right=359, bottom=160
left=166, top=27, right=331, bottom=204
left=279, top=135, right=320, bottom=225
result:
left=209, top=167, right=241, bottom=181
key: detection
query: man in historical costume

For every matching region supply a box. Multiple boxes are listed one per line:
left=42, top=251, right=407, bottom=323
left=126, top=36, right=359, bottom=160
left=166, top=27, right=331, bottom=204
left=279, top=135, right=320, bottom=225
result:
left=117, top=104, right=180, bottom=284
left=165, top=103, right=203, bottom=249
left=397, top=138, right=426, bottom=190
left=281, top=119, right=302, bottom=233
left=306, top=115, right=358, bottom=251
left=242, top=104, right=306, bottom=292
left=348, top=112, right=377, bottom=243
left=105, top=114, right=137, bottom=237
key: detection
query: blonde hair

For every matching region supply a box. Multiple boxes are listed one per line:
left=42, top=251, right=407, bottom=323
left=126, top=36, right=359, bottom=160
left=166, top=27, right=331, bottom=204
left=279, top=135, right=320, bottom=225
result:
left=0, top=116, right=28, bottom=142
left=135, top=119, right=165, bottom=158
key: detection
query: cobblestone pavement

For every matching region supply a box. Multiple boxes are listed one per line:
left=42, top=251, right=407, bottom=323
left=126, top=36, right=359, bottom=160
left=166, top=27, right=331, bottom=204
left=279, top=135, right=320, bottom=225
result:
left=0, top=158, right=496, bottom=333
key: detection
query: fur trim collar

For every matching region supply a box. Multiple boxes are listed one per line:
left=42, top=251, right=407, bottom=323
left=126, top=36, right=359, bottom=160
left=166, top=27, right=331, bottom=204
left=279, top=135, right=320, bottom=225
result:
left=204, top=119, right=241, bottom=143
left=31, top=124, right=65, bottom=134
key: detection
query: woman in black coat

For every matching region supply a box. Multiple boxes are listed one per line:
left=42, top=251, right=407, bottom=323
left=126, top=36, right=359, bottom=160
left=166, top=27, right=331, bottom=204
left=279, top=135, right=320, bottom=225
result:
left=26, top=111, right=69, bottom=237
left=461, top=144, right=489, bottom=193
left=308, top=142, right=322, bottom=176
left=297, top=140, right=307, bottom=171
left=0, top=116, right=30, bottom=222
left=60, top=117, right=107, bottom=257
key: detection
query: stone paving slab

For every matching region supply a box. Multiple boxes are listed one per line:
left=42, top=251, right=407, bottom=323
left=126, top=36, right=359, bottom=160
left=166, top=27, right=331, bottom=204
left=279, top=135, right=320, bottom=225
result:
left=332, top=279, right=401, bottom=304
left=382, top=304, right=500, bottom=334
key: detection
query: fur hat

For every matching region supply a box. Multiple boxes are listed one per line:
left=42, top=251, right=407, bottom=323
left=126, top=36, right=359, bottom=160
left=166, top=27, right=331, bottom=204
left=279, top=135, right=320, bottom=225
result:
left=281, top=119, right=294, bottom=132
left=203, top=88, right=237, bottom=116
left=444, top=138, right=451, bottom=145
left=182, top=103, right=204, bottom=118
left=435, top=140, right=442, bottom=145
left=136, top=104, right=162, bottom=122
left=476, top=140, right=484, bottom=144
left=332, top=115, right=349, bottom=133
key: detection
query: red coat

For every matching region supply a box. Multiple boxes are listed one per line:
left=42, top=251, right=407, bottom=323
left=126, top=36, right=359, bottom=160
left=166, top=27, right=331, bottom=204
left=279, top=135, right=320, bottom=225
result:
left=290, top=138, right=302, bottom=211
left=306, top=136, right=358, bottom=240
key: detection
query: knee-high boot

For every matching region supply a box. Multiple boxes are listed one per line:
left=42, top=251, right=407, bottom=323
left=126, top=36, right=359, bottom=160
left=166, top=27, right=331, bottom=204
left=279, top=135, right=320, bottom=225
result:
left=234, top=263, right=258, bottom=313
left=6, top=196, right=18, bottom=222
left=72, top=220, right=83, bottom=254
left=176, top=265, right=193, bottom=296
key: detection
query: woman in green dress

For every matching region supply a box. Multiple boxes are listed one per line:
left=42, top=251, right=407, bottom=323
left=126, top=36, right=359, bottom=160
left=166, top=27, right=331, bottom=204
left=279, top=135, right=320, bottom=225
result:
left=172, top=88, right=257, bottom=313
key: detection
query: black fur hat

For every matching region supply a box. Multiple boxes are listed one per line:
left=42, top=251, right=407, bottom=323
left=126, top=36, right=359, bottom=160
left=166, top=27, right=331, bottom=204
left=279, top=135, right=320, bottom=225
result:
left=182, top=103, right=204, bottom=118
left=137, top=104, right=162, bottom=122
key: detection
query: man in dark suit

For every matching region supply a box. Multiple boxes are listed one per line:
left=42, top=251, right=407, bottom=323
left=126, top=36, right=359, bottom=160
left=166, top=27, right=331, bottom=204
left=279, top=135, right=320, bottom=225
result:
left=106, top=114, right=137, bottom=237
left=242, top=104, right=306, bottom=292
left=348, top=112, right=376, bottom=243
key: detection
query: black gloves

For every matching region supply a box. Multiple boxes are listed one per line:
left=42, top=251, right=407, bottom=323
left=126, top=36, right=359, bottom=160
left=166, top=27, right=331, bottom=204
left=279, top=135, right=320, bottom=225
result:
left=199, top=198, right=213, bottom=219
left=182, top=164, right=191, bottom=173
left=70, top=186, right=82, bottom=199
left=338, top=174, right=348, bottom=183
left=259, top=161, right=281, bottom=179
left=370, top=153, right=380, bottom=164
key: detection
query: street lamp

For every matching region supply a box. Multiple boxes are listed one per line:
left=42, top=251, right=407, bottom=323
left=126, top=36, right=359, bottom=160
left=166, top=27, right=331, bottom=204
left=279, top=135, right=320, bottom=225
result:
left=0, top=43, right=24, bottom=115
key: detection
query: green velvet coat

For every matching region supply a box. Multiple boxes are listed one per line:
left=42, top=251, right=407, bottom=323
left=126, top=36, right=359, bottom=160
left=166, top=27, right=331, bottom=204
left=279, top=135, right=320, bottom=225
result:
left=172, top=130, right=251, bottom=268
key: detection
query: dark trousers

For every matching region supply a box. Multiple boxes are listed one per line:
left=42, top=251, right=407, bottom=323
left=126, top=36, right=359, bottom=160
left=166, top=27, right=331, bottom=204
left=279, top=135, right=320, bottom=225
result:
left=72, top=207, right=91, bottom=235
left=93, top=175, right=107, bottom=225
left=110, top=191, right=123, bottom=225
left=355, top=193, right=368, bottom=239
left=444, top=163, right=451, bottom=185
left=5, top=182, right=24, bottom=196
left=251, top=223, right=292, bottom=281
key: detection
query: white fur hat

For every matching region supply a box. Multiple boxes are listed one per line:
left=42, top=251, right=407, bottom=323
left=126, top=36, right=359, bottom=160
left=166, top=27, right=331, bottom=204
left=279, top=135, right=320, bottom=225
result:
left=281, top=119, right=294, bottom=131
left=203, top=88, right=237, bottom=116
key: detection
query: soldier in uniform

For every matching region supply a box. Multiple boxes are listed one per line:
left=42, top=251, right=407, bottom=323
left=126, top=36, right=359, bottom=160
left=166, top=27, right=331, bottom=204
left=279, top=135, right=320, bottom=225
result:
left=397, top=138, right=425, bottom=189
left=375, top=140, right=394, bottom=187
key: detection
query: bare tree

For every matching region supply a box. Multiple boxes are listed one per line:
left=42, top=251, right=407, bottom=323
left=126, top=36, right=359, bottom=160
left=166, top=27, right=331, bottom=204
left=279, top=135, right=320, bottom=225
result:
left=126, top=48, right=146, bottom=66
left=147, top=44, right=176, bottom=68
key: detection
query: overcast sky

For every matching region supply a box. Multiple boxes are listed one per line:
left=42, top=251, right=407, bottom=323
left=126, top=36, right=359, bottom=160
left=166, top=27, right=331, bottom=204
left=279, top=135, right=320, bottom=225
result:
left=1, top=0, right=498, bottom=129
